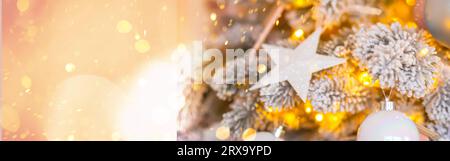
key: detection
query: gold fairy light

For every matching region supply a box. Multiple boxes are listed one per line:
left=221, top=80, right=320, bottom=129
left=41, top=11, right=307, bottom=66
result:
left=210, top=13, right=217, bottom=21
left=315, top=113, right=324, bottom=122
left=304, top=101, right=312, bottom=114
left=219, top=4, right=225, bottom=10
left=445, top=19, right=450, bottom=30
left=242, top=128, right=256, bottom=141
left=257, top=64, right=267, bottom=73
left=292, top=0, right=314, bottom=8
left=418, top=48, right=429, bottom=57
left=283, top=112, right=297, bottom=126
left=293, top=29, right=304, bottom=39
left=405, top=0, right=416, bottom=6
left=406, top=21, right=418, bottom=29
left=359, top=72, right=372, bottom=86
left=215, top=126, right=230, bottom=140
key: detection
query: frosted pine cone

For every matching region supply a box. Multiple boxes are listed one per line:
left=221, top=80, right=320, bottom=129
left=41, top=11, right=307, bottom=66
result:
left=427, top=122, right=450, bottom=141
left=424, top=65, right=450, bottom=124
left=354, top=22, right=440, bottom=98
left=308, top=77, right=369, bottom=113
left=312, top=0, right=380, bottom=28
left=221, top=93, right=259, bottom=138
left=318, top=27, right=359, bottom=57
left=259, top=81, right=301, bottom=110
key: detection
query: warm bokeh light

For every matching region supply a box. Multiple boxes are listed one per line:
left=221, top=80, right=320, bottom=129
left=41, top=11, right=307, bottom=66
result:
left=292, top=0, right=314, bottom=8
left=2, top=0, right=206, bottom=140
left=315, top=113, right=324, bottom=122
left=216, top=126, right=230, bottom=140
left=293, top=29, right=305, bottom=39
left=257, top=64, right=267, bottom=74
left=118, top=62, right=183, bottom=140
left=359, top=72, right=373, bottom=86
left=304, top=101, right=312, bottom=114
left=117, top=20, right=133, bottom=34
left=242, top=128, right=257, bottom=141
left=210, top=12, right=217, bottom=21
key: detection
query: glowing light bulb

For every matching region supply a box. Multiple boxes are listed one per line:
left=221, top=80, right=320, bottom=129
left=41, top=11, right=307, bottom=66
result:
left=305, top=101, right=313, bottom=114
left=405, top=0, right=416, bottom=6
left=210, top=13, right=217, bottom=21
left=406, top=21, right=418, bottom=29
left=293, top=29, right=304, bottom=39
left=418, top=48, right=429, bottom=57
left=257, top=64, right=267, bottom=74
left=359, top=72, right=372, bottom=86
left=284, top=113, right=297, bottom=125
left=315, top=113, right=324, bottom=122
left=292, top=0, right=314, bottom=8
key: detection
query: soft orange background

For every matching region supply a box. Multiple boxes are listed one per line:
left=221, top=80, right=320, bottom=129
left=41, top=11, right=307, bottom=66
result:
left=1, top=0, right=207, bottom=140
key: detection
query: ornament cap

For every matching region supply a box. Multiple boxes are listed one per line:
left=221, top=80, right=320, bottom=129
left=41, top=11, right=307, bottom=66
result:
left=274, top=125, right=285, bottom=138
left=382, top=99, right=395, bottom=111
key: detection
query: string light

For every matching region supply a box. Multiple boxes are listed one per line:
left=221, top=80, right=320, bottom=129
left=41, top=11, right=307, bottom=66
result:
left=418, top=48, right=429, bottom=57
left=284, top=113, right=297, bottom=125
left=257, top=64, right=267, bottom=74
left=305, top=101, right=312, bottom=114
left=405, top=0, right=416, bottom=6
left=359, top=72, right=372, bottom=86
left=293, top=29, right=304, bottom=39
left=315, top=113, right=324, bottom=122
left=292, top=0, right=314, bottom=8
left=406, top=21, right=418, bottom=29
left=210, top=13, right=217, bottom=21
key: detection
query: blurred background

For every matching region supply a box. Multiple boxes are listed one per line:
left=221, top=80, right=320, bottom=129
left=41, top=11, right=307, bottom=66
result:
left=1, top=0, right=208, bottom=140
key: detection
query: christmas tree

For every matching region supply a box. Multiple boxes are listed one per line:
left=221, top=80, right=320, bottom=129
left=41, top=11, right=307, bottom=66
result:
left=177, top=0, right=450, bottom=141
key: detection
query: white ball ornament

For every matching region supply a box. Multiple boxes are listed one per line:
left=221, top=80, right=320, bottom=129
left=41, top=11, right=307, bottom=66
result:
left=357, top=101, right=420, bottom=141
left=253, top=132, right=279, bottom=141
left=414, top=0, right=450, bottom=48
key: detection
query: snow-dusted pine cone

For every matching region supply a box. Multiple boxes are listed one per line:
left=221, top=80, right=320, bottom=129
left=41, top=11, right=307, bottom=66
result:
left=259, top=81, right=301, bottom=110
left=221, top=92, right=259, bottom=139
left=427, top=122, right=450, bottom=141
left=308, top=76, right=369, bottom=113
left=209, top=56, right=259, bottom=100
left=312, top=0, right=380, bottom=28
left=424, top=65, right=450, bottom=124
left=354, top=22, right=441, bottom=98
left=318, top=27, right=359, bottom=57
